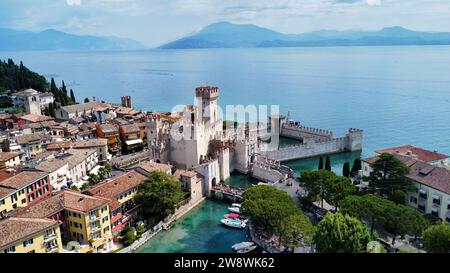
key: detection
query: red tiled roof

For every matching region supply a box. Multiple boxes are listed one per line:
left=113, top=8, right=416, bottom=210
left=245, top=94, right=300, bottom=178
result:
left=14, top=190, right=109, bottom=218
left=87, top=171, right=146, bottom=210
left=364, top=154, right=450, bottom=194
left=376, top=145, right=448, bottom=163
left=0, top=171, right=48, bottom=190
left=0, top=217, right=61, bottom=248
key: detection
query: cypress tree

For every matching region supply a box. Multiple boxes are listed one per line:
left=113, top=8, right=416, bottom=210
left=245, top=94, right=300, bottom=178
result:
left=70, top=89, right=76, bottom=103
left=325, top=156, right=332, bottom=172
left=350, top=159, right=362, bottom=177
left=48, top=102, right=56, bottom=117
left=318, top=157, right=324, bottom=170
left=50, top=78, right=58, bottom=96
left=84, top=98, right=90, bottom=103
left=343, top=162, right=350, bottom=177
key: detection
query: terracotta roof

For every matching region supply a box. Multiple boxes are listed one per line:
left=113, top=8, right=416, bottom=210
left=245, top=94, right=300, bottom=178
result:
left=16, top=133, right=51, bottom=145
left=61, top=101, right=111, bottom=114
left=87, top=171, right=146, bottom=210
left=59, top=149, right=97, bottom=169
left=35, top=158, right=68, bottom=173
left=376, top=145, right=448, bottom=163
left=14, top=190, right=109, bottom=218
left=98, top=123, right=119, bottom=134
left=173, top=169, right=198, bottom=179
left=0, top=171, right=47, bottom=190
left=121, top=124, right=140, bottom=134
left=46, top=141, right=73, bottom=151
left=0, top=187, right=15, bottom=200
left=0, top=152, right=22, bottom=162
left=73, top=139, right=108, bottom=149
left=364, top=154, right=450, bottom=194
left=136, top=162, right=172, bottom=174
left=21, top=114, right=54, bottom=123
left=0, top=217, right=61, bottom=249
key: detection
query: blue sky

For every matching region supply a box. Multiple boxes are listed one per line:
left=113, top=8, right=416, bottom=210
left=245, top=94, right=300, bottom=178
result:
left=1, top=0, right=450, bottom=47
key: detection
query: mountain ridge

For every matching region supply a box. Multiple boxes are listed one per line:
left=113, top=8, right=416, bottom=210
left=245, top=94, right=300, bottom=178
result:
left=0, top=28, right=145, bottom=51
left=159, top=22, right=450, bottom=49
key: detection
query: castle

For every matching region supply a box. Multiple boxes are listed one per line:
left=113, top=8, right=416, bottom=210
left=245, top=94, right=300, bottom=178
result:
left=147, top=86, right=363, bottom=194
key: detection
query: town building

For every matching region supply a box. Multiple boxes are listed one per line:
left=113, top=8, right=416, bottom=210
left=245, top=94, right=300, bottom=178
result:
left=0, top=171, right=51, bottom=214
left=0, top=151, right=23, bottom=169
left=135, top=161, right=173, bottom=177
left=363, top=153, right=450, bottom=222
left=375, top=145, right=449, bottom=167
left=16, top=133, right=52, bottom=160
left=97, top=123, right=120, bottom=152
left=86, top=170, right=147, bottom=237
left=0, top=217, right=63, bottom=253
left=58, top=149, right=98, bottom=188
left=13, top=190, right=113, bottom=253
left=174, top=169, right=204, bottom=204
left=119, top=123, right=144, bottom=150
left=20, top=113, right=54, bottom=125
left=35, top=159, right=70, bottom=192
left=11, top=89, right=54, bottom=115
left=55, top=101, right=115, bottom=122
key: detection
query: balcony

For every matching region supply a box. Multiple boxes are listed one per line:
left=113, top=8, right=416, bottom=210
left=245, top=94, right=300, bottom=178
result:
left=90, top=226, right=101, bottom=234
left=44, top=234, right=57, bottom=242
left=89, top=215, right=100, bottom=222
left=45, top=244, right=59, bottom=253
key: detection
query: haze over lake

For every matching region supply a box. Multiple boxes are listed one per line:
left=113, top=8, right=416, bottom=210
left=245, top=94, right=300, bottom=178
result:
left=2, top=45, right=450, bottom=157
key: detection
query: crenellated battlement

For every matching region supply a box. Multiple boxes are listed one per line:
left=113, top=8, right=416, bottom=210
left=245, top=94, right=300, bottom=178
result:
left=196, top=86, right=220, bottom=100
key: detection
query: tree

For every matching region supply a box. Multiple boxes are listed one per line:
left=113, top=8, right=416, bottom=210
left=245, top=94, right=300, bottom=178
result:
left=242, top=186, right=314, bottom=249
left=70, top=89, right=76, bottom=103
left=322, top=176, right=355, bottom=210
left=48, top=102, right=56, bottom=117
left=325, top=156, right=332, bottom=171
left=314, top=212, right=373, bottom=253
left=122, top=227, right=137, bottom=246
left=343, top=162, right=350, bottom=177
left=134, top=171, right=185, bottom=226
left=44, top=106, right=50, bottom=116
left=383, top=203, right=428, bottom=244
left=318, top=157, right=324, bottom=170
left=350, top=159, right=362, bottom=177
left=84, top=98, right=90, bottom=103
left=422, top=222, right=450, bottom=253
left=364, top=153, right=412, bottom=196
left=390, top=190, right=407, bottom=205
left=278, top=212, right=315, bottom=250
left=341, top=195, right=389, bottom=235
left=300, top=170, right=335, bottom=208
left=50, top=78, right=58, bottom=96
left=88, top=173, right=100, bottom=185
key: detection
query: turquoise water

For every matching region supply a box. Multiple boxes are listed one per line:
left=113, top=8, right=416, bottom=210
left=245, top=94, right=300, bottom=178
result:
left=2, top=46, right=450, bottom=157
left=135, top=199, right=248, bottom=253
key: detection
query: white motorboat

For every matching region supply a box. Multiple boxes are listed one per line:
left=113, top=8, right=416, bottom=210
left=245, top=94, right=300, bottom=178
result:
left=228, top=207, right=240, bottom=214
left=232, top=242, right=255, bottom=251
left=232, top=203, right=242, bottom=208
left=237, top=245, right=258, bottom=254
left=221, top=218, right=246, bottom=229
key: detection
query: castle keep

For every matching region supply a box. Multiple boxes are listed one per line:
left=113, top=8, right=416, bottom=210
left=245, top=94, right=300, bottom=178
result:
left=147, top=86, right=363, bottom=193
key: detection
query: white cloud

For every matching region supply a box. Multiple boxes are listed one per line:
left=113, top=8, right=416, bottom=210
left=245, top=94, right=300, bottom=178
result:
left=66, top=0, right=81, bottom=6
left=366, top=0, right=381, bottom=6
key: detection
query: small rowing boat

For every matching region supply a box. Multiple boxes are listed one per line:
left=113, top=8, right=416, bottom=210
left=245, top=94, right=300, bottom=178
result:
left=232, top=242, right=255, bottom=251
left=237, top=245, right=258, bottom=254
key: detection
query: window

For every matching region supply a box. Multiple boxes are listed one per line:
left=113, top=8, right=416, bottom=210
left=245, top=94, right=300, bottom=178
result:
left=23, top=238, right=34, bottom=247
left=410, top=196, right=418, bottom=204
left=4, top=246, right=15, bottom=253
left=102, top=217, right=109, bottom=223
left=28, top=250, right=36, bottom=253
left=21, top=199, right=26, bottom=204
left=418, top=204, right=426, bottom=212
left=433, top=196, right=441, bottom=206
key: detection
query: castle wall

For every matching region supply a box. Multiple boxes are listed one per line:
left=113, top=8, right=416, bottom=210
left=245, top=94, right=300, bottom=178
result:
left=262, top=129, right=363, bottom=162
left=252, top=164, right=286, bottom=183
left=218, top=148, right=231, bottom=181
left=281, top=124, right=333, bottom=142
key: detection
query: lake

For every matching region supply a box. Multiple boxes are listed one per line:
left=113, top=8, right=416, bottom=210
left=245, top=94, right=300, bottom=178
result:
left=1, top=46, right=450, bottom=157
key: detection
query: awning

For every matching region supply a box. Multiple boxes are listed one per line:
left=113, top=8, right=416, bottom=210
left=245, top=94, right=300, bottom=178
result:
left=126, top=139, right=143, bottom=146
left=419, top=189, right=427, bottom=194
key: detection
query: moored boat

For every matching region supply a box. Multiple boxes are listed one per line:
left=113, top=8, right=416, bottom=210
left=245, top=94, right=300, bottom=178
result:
left=237, top=245, right=258, bottom=254
left=221, top=218, right=246, bottom=229
left=232, top=242, right=255, bottom=251
left=228, top=207, right=240, bottom=214
left=232, top=203, right=242, bottom=208
left=224, top=213, right=240, bottom=219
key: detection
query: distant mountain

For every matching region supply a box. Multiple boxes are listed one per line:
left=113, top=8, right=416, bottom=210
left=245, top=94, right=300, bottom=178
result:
left=0, top=28, right=145, bottom=51
left=159, top=23, right=450, bottom=49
